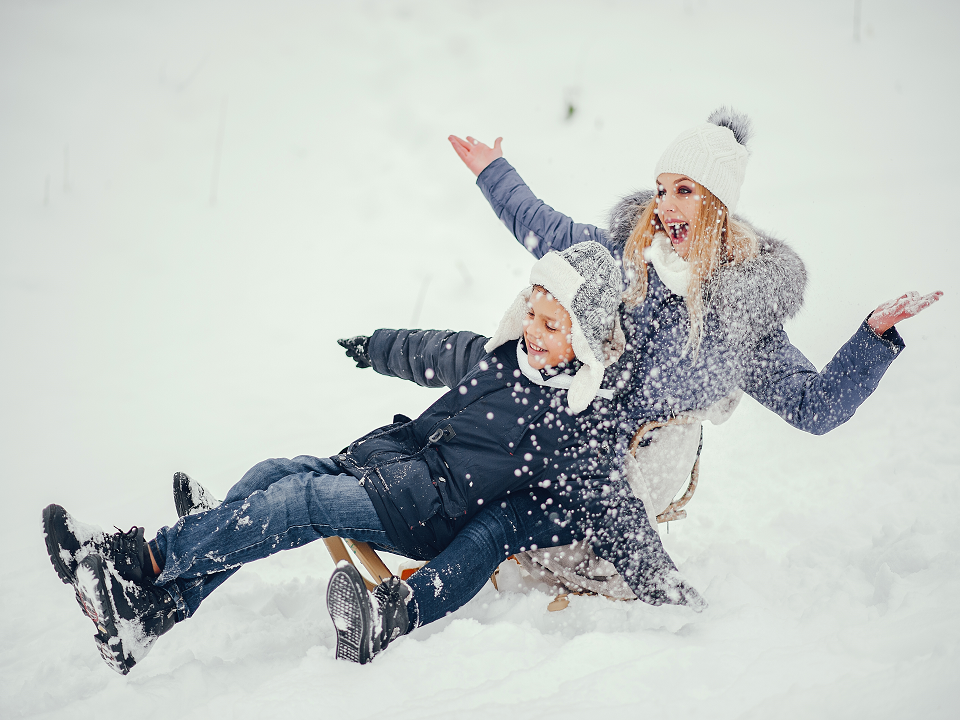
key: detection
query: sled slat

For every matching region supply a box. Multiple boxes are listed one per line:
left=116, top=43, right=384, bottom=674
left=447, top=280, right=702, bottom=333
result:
left=323, top=537, right=377, bottom=591
left=345, top=539, right=394, bottom=584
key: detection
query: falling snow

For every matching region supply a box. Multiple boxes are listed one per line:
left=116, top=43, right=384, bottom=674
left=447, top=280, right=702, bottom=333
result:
left=3, top=2, right=959, bottom=720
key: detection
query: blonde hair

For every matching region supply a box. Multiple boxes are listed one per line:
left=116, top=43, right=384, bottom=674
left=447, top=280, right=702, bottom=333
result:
left=622, top=182, right=759, bottom=356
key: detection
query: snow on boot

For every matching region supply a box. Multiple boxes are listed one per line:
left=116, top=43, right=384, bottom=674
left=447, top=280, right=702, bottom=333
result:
left=172, top=472, right=221, bottom=518
left=42, top=504, right=152, bottom=585
left=74, top=553, right=177, bottom=675
left=371, top=574, right=411, bottom=654
left=327, top=564, right=374, bottom=664
left=326, top=564, right=410, bottom=664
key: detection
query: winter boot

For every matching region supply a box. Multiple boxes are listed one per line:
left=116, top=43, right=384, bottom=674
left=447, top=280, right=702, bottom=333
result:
left=172, top=472, right=221, bottom=518
left=326, top=564, right=411, bottom=664
left=74, top=553, right=177, bottom=675
left=42, top=504, right=153, bottom=585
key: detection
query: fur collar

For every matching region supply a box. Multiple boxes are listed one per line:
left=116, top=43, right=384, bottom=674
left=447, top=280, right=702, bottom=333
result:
left=606, top=189, right=807, bottom=346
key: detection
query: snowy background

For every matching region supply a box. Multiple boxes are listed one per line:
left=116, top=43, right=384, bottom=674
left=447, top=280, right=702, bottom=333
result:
left=2, top=0, right=959, bottom=717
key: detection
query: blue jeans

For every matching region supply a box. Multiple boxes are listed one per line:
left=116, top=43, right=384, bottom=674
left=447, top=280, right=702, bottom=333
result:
left=153, top=456, right=393, bottom=620
left=152, top=456, right=576, bottom=628
left=404, top=493, right=576, bottom=627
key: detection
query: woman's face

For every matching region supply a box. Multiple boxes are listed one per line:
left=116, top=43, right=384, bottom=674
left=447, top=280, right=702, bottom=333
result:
left=523, top=287, right=576, bottom=370
left=655, top=172, right=700, bottom=260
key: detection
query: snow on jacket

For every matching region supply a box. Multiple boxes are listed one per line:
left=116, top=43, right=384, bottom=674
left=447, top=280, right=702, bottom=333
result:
left=335, top=329, right=618, bottom=560
left=476, top=157, right=906, bottom=446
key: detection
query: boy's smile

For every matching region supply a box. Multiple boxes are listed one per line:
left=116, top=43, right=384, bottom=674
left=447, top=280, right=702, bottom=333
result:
left=523, top=286, right=576, bottom=370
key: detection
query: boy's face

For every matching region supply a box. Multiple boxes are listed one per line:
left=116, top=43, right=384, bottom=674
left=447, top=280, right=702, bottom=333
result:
left=523, top=287, right=576, bottom=370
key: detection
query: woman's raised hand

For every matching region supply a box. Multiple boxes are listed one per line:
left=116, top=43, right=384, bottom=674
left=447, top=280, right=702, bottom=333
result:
left=448, top=135, right=503, bottom=177
left=867, top=291, right=943, bottom=335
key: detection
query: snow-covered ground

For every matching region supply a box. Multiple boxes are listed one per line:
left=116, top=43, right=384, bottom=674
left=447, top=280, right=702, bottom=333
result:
left=2, top=1, right=958, bottom=717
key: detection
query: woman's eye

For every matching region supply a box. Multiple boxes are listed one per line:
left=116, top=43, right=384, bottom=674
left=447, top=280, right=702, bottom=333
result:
left=678, top=186, right=691, bottom=194
left=546, top=325, right=558, bottom=332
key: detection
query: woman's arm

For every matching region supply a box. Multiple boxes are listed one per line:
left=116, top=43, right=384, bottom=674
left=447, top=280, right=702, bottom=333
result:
left=448, top=135, right=611, bottom=259
left=365, top=329, right=490, bottom=390
left=448, top=135, right=502, bottom=177
left=740, top=322, right=904, bottom=435
left=740, top=290, right=941, bottom=435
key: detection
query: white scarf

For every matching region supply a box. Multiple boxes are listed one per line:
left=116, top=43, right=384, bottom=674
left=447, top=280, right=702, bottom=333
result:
left=643, top=232, right=691, bottom=297
left=516, top=340, right=615, bottom=400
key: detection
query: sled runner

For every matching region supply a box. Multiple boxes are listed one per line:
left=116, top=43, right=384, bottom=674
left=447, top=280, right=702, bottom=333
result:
left=633, top=416, right=702, bottom=525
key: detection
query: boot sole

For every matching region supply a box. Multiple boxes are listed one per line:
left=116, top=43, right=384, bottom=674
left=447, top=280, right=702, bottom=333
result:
left=75, top=555, right=134, bottom=675
left=326, top=564, right=373, bottom=665
left=42, top=504, right=77, bottom=585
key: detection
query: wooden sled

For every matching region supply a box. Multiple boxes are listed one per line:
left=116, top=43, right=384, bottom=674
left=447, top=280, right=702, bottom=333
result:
left=322, top=537, right=393, bottom=591
left=323, top=535, right=497, bottom=592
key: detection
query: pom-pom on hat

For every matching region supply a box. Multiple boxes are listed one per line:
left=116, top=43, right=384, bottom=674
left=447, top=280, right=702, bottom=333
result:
left=485, top=242, right=624, bottom=414
left=654, top=106, right=753, bottom=212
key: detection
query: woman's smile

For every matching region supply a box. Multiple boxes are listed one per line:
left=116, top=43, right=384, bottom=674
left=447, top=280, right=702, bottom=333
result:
left=656, top=172, right=700, bottom=259
left=667, top=221, right=690, bottom=245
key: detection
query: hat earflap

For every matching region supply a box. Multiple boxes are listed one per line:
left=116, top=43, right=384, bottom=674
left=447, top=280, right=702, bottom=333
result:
left=566, top=361, right=604, bottom=414
left=563, top=311, right=605, bottom=414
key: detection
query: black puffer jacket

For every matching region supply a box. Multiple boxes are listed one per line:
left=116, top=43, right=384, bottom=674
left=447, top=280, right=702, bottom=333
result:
left=335, top=329, right=615, bottom=560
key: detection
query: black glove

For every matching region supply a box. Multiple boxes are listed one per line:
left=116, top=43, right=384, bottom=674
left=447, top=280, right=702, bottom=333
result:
left=338, top=336, right=372, bottom=369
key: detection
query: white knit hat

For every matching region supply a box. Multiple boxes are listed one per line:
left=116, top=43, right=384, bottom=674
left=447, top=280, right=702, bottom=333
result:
left=654, top=107, right=753, bottom=212
left=484, top=242, right=624, bottom=414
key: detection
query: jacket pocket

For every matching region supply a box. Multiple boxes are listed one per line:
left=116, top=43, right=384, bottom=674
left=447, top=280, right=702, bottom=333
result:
left=372, top=457, right=444, bottom=530
left=345, top=420, right=417, bottom=467
left=424, top=447, right=468, bottom=519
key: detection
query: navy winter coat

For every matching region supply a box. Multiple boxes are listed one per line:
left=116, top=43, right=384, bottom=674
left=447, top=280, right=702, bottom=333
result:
left=476, top=158, right=906, bottom=446
left=335, top=329, right=614, bottom=560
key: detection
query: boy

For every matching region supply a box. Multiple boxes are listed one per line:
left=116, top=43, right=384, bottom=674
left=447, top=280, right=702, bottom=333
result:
left=42, top=242, right=699, bottom=674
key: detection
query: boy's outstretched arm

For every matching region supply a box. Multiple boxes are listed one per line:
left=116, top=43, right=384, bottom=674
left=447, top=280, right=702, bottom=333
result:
left=344, top=329, right=489, bottom=390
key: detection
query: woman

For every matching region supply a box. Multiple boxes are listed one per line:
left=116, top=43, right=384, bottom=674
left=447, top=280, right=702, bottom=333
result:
left=443, top=109, right=943, bottom=599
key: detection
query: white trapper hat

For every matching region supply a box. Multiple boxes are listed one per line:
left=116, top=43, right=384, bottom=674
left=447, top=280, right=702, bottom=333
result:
left=654, top=107, right=753, bottom=213
left=484, top=242, right=624, bottom=414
